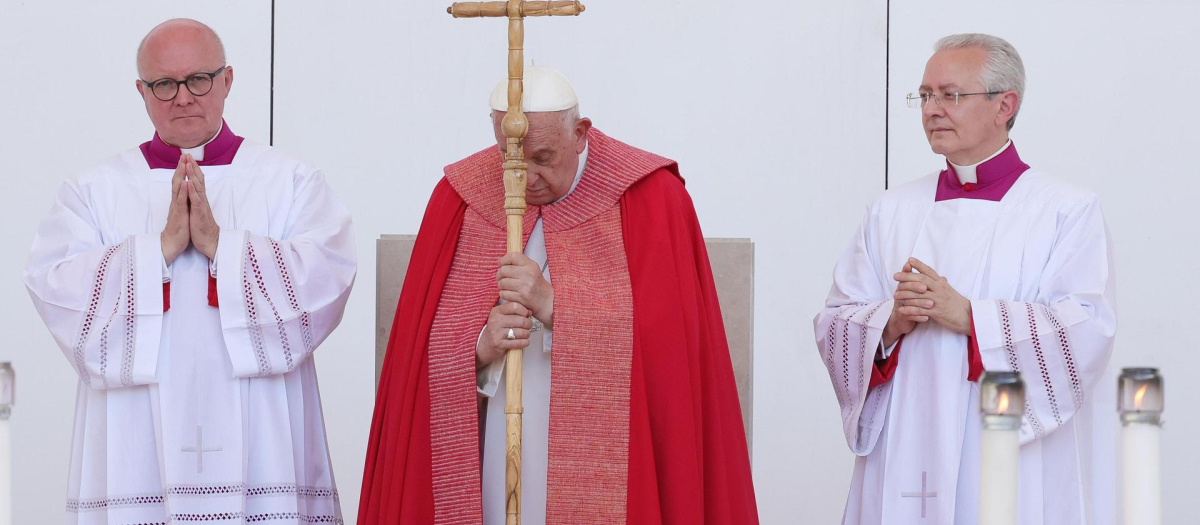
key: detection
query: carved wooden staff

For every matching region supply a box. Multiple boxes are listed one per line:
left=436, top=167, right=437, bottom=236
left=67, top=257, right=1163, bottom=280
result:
left=446, top=2, right=585, bottom=524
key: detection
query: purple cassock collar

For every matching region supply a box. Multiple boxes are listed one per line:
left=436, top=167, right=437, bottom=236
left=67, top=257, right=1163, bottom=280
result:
left=139, top=119, right=244, bottom=169
left=934, top=142, right=1030, bottom=202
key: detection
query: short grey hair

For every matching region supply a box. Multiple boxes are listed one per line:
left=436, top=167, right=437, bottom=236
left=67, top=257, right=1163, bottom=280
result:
left=558, top=105, right=581, bottom=131
left=934, top=33, right=1025, bottom=130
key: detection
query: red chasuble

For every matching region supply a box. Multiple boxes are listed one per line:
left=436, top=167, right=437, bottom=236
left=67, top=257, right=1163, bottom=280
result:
left=359, top=129, right=758, bottom=524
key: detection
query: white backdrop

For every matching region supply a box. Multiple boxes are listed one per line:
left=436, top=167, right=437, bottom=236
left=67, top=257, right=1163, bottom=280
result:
left=1, top=1, right=1196, bottom=523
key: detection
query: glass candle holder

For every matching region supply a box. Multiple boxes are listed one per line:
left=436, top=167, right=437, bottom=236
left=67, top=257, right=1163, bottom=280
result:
left=980, top=371, right=1025, bottom=430
left=1118, top=367, right=1163, bottom=426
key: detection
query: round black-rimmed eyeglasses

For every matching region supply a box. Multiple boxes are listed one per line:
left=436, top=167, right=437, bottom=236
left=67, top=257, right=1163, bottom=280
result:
left=140, top=66, right=227, bottom=102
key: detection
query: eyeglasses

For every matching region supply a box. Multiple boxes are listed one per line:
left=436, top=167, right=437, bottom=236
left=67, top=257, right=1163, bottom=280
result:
left=140, top=66, right=227, bottom=102
left=906, top=91, right=1002, bottom=109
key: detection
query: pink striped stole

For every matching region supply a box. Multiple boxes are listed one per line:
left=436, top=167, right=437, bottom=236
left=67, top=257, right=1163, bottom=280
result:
left=429, top=129, right=675, bottom=524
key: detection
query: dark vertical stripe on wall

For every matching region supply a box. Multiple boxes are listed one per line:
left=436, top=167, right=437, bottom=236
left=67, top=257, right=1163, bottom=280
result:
left=884, top=0, right=890, bottom=190
left=270, top=0, right=276, bottom=146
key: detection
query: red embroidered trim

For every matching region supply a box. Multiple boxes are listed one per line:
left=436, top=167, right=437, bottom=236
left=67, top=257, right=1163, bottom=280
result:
left=163, top=483, right=338, bottom=499
left=72, top=243, right=121, bottom=387
left=999, top=301, right=1044, bottom=438
left=69, top=487, right=337, bottom=519
left=1025, top=400, right=1046, bottom=438
left=269, top=238, right=315, bottom=357
left=168, top=512, right=244, bottom=521
left=244, top=513, right=341, bottom=523
left=1025, top=304, right=1063, bottom=426
left=97, top=294, right=122, bottom=390
left=824, top=308, right=846, bottom=408
left=1041, top=305, right=1083, bottom=409
left=97, top=323, right=108, bottom=388
left=241, top=235, right=271, bottom=375
left=247, top=239, right=295, bottom=372
left=862, top=383, right=887, bottom=444
left=840, top=311, right=852, bottom=403
left=164, top=282, right=171, bottom=312
left=67, top=493, right=164, bottom=511
left=120, top=237, right=138, bottom=386
left=858, top=303, right=886, bottom=388
left=998, top=300, right=1020, bottom=371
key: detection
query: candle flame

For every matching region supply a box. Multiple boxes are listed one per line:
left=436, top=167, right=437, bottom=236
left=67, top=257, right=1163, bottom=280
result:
left=997, top=391, right=1010, bottom=414
left=1134, top=384, right=1148, bottom=410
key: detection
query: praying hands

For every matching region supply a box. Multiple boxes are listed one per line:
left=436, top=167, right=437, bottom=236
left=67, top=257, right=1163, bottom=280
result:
left=160, top=153, right=220, bottom=265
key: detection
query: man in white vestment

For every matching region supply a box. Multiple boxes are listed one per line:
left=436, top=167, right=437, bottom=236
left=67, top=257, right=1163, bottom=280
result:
left=24, top=19, right=354, bottom=523
left=814, top=33, right=1117, bottom=525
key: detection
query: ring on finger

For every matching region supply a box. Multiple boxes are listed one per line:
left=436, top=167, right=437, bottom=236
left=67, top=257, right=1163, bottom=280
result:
left=506, top=328, right=516, bottom=340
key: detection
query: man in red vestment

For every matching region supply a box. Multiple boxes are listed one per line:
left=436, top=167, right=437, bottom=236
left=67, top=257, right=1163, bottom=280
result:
left=359, top=67, right=757, bottom=524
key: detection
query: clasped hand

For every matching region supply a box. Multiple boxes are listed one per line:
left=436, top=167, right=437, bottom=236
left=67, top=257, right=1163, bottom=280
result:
left=161, top=154, right=220, bottom=265
left=882, top=258, right=972, bottom=348
left=476, top=253, right=554, bottom=367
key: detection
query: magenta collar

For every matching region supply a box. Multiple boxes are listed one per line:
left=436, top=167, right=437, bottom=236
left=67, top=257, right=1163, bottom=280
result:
left=139, top=120, right=244, bottom=169
left=934, top=142, right=1030, bottom=202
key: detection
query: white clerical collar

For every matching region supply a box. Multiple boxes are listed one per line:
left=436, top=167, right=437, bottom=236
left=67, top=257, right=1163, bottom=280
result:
left=948, top=140, right=1012, bottom=185
left=551, top=144, right=588, bottom=205
left=178, top=122, right=224, bottom=162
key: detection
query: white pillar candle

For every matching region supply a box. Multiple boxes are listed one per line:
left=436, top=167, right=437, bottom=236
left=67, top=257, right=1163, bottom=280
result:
left=1122, top=422, right=1161, bottom=525
left=0, top=417, right=9, bottom=525
left=0, top=362, right=12, bottom=525
left=1119, top=368, right=1163, bottom=525
left=980, top=420, right=1019, bottom=525
left=979, top=371, right=1024, bottom=525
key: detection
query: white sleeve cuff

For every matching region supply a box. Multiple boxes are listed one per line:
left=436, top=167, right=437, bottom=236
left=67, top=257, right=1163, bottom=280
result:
left=540, top=318, right=553, bottom=353
left=477, top=356, right=505, bottom=397
left=881, top=338, right=898, bottom=359
left=970, top=299, right=1014, bottom=371
left=476, top=324, right=504, bottom=397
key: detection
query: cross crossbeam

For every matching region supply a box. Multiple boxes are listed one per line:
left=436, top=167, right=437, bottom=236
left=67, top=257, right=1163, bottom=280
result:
left=448, top=1, right=586, bottom=18
left=901, top=471, right=938, bottom=518
left=181, top=426, right=222, bottom=474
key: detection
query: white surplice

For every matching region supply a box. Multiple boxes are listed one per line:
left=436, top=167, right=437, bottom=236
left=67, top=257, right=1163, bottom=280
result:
left=24, top=139, right=355, bottom=524
left=475, top=147, right=587, bottom=525
left=814, top=163, right=1117, bottom=525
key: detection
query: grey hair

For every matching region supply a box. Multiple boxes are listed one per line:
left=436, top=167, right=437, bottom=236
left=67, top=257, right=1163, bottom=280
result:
left=558, top=105, right=581, bottom=131
left=934, top=33, right=1025, bottom=130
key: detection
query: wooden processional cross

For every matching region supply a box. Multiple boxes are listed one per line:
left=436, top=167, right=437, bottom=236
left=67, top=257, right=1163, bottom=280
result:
left=446, top=2, right=586, bottom=524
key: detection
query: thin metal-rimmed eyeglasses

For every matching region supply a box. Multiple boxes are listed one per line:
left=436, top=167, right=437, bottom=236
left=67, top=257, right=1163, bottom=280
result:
left=140, top=66, right=227, bottom=102
left=906, top=91, right=1002, bottom=109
